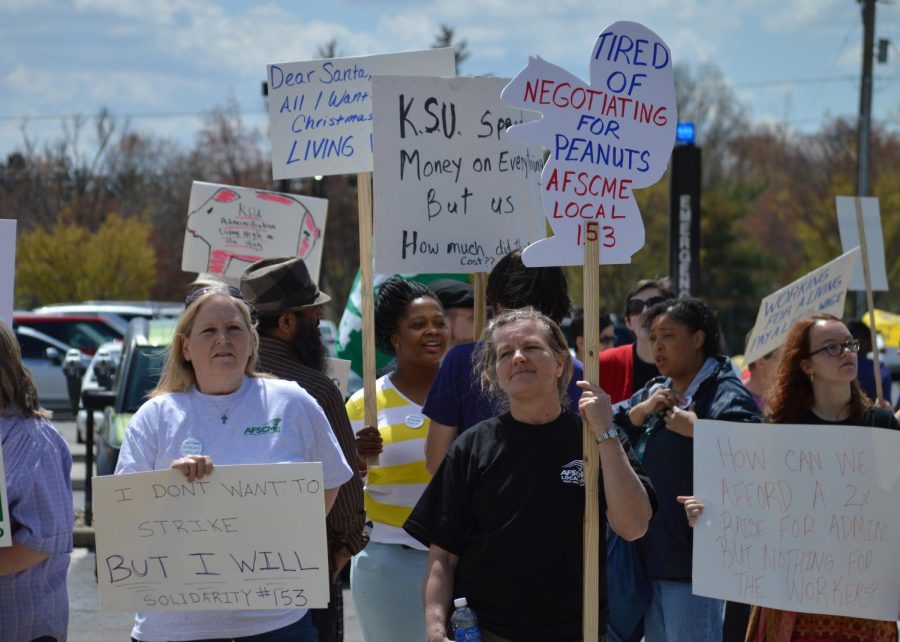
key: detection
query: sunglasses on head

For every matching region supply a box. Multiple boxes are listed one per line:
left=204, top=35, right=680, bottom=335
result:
left=185, top=285, right=244, bottom=308
left=626, top=296, right=670, bottom=317
left=809, top=338, right=860, bottom=358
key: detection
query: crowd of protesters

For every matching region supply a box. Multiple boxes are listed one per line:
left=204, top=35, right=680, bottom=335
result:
left=3, top=251, right=899, bottom=642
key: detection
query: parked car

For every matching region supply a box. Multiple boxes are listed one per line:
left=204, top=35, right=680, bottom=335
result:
left=74, top=341, right=123, bottom=444
left=33, top=300, right=184, bottom=322
left=15, top=325, right=90, bottom=411
left=13, top=313, right=123, bottom=355
left=96, top=317, right=176, bottom=476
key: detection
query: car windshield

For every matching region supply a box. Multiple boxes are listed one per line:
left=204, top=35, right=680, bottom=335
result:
left=122, top=347, right=167, bottom=413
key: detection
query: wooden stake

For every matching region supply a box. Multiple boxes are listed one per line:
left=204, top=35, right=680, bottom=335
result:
left=357, top=171, right=379, bottom=466
left=853, top=197, right=884, bottom=402
left=473, top=272, right=487, bottom=340
left=582, top=227, right=601, bottom=642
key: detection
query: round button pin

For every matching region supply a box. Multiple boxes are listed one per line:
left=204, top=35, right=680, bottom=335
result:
left=405, top=413, right=425, bottom=429
left=180, top=437, right=203, bottom=456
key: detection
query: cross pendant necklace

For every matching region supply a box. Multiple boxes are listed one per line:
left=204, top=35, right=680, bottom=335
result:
left=220, top=412, right=229, bottom=425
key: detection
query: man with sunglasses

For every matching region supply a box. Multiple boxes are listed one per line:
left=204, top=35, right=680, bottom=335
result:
left=571, top=306, right=616, bottom=362
left=599, top=278, right=675, bottom=403
left=240, top=257, right=367, bottom=642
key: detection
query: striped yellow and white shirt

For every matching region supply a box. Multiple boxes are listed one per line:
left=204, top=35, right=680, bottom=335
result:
left=346, top=374, right=431, bottom=550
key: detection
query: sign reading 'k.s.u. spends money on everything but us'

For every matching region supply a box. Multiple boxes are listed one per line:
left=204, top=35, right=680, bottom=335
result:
left=372, top=75, right=545, bottom=274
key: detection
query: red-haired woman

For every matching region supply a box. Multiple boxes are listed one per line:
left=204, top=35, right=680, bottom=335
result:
left=681, top=313, right=899, bottom=642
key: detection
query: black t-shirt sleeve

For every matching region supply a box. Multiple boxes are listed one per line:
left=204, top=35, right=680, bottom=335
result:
left=403, top=441, right=473, bottom=554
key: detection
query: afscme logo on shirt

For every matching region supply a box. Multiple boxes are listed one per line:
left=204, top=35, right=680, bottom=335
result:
left=243, top=418, right=282, bottom=436
left=560, top=459, right=584, bottom=486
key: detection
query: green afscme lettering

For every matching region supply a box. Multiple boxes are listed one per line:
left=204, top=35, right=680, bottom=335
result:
left=243, top=417, right=282, bottom=436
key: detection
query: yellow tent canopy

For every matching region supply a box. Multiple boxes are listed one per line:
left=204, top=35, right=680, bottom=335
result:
left=862, top=309, right=900, bottom=348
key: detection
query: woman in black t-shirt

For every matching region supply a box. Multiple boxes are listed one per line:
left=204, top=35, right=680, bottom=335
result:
left=681, top=313, right=899, bottom=642
left=404, top=307, right=655, bottom=642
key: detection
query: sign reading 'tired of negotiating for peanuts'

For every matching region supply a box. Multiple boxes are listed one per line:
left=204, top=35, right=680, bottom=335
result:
left=692, top=420, right=900, bottom=621
left=500, top=21, right=677, bottom=267
left=93, top=463, right=329, bottom=612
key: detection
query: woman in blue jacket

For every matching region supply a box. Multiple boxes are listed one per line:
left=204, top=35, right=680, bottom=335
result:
left=611, top=297, right=760, bottom=642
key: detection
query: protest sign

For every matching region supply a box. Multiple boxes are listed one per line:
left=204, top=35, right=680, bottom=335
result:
left=500, top=21, right=677, bottom=267
left=835, top=197, right=888, bottom=292
left=325, top=358, right=351, bottom=397
left=182, top=181, right=327, bottom=283
left=267, top=49, right=455, bottom=180
left=0, top=219, right=15, bottom=325
left=93, top=463, right=328, bottom=612
left=744, top=248, right=859, bottom=365
left=693, top=419, right=900, bottom=620
left=0, top=440, right=11, bottom=547
left=371, top=76, right=544, bottom=273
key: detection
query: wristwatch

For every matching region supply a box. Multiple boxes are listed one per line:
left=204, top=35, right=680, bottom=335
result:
left=595, top=425, right=621, bottom=444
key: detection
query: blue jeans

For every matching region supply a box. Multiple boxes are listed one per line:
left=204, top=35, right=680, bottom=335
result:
left=133, top=613, right=318, bottom=642
left=643, top=580, right=723, bottom=642
left=351, top=540, right=429, bottom=642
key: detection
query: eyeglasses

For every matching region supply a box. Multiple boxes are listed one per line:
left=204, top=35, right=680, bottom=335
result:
left=599, top=335, right=616, bottom=345
left=808, top=339, right=860, bottom=358
left=185, top=285, right=244, bottom=308
left=626, top=296, right=670, bottom=317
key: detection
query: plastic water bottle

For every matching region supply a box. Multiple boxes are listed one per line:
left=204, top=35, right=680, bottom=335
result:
left=449, top=597, right=482, bottom=641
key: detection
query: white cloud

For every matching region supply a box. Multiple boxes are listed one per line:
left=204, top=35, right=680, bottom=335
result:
left=760, top=0, right=844, bottom=33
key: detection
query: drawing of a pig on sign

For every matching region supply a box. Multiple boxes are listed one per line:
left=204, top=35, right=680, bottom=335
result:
left=183, top=183, right=325, bottom=279
left=501, top=21, right=676, bottom=266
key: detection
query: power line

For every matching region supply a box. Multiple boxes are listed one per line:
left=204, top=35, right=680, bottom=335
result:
left=1, top=73, right=899, bottom=124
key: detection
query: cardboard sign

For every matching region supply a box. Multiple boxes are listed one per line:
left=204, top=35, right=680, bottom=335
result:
left=372, top=76, right=545, bottom=273
left=182, top=182, right=327, bottom=283
left=93, top=463, right=329, bottom=612
left=0, top=219, right=15, bottom=326
left=267, top=49, right=456, bottom=180
left=325, top=357, right=351, bottom=397
left=692, top=420, right=900, bottom=620
left=744, top=248, right=859, bottom=365
left=835, top=196, right=889, bottom=292
left=500, top=21, right=677, bottom=267
left=0, top=439, right=11, bottom=547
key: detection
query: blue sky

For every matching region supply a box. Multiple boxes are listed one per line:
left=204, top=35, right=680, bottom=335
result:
left=2, top=0, right=900, bottom=156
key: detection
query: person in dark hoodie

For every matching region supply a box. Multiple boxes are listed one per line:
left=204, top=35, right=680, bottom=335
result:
left=611, top=297, right=760, bottom=642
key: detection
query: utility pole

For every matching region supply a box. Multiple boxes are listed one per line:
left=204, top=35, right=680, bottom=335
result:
left=855, top=0, right=876, bottom=317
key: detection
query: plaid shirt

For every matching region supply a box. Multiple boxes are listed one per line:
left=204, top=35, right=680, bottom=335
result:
left=256, top=336, right=368, bottom=562
left=0, top=413, right=73, bottom=642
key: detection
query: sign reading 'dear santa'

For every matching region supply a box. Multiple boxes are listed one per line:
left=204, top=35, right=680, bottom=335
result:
left=501, top=21, right=676, bottom=267
left=182, top=181, right=327, bottom=283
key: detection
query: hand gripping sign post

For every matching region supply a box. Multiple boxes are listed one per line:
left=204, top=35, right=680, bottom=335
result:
left=266, top=50, right=456, bottom=465
left=371, top=75, right=546, bottom=338
left=836, top=196, right=889, bottom=403
left=501, top=22, right=677, bottom=640
left=181, top=181, right=328, bottom=283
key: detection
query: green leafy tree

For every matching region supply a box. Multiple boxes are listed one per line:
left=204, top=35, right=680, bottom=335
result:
left=16, top=213, right=156, bottom=307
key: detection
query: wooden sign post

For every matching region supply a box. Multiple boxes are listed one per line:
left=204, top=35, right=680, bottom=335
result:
left=853, top=197, right=884, bottom=401
left=501, top=21, right=677, bottom=640
left=473, top=272, right=487, bottom=340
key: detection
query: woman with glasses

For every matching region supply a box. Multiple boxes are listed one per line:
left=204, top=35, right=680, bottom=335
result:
left=115, top=285, right=353, bottom=642
left=610, top=298, right=760, bottom=642
left=599, top=278, right=675, bottom=404
left=680, top=313, right=898, bottom=642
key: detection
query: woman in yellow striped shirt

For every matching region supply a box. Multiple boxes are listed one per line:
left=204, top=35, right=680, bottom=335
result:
left=347, top=278, right=449, bottom=642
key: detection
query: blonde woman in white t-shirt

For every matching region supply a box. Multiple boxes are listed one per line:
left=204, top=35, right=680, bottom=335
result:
left=116, top=285, right=352, bottom=642
left=348, top=277, right=449, bottom=642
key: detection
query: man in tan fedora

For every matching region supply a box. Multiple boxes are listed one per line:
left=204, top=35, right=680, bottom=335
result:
left=241, top=256, right=366, bottom=642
